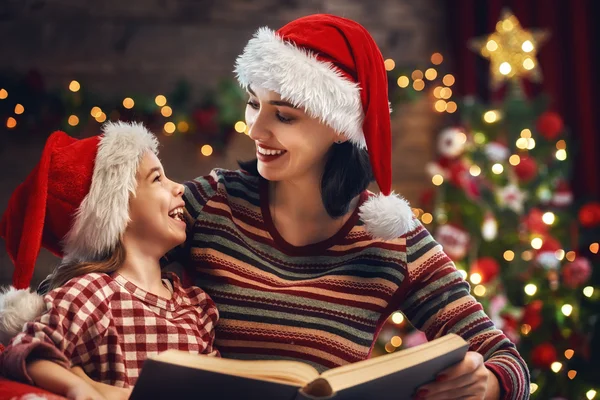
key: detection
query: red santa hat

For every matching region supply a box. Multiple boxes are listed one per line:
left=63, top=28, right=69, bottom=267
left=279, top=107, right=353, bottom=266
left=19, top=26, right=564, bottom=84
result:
left=234, top=14, right=415, bottom=240
left=0, top=121, right=158, bottom=344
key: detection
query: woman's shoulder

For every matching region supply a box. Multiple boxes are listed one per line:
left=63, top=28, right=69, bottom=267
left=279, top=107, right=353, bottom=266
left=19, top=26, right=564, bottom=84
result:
left=184, top=168, right=261, bottom=203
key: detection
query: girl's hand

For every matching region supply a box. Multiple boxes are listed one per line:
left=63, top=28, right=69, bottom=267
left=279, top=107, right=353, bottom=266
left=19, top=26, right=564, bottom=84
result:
left=413, top=351, right=500, bottom=400
left=88, top=383, right=132, bottom=400
left=64, top=381, right=105, bottom=400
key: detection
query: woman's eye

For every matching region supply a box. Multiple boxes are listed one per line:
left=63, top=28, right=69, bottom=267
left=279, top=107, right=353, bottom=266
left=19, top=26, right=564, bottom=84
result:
left=247, top=101, right=259, bottom=110
left=276, top=113, right=293, bottom=124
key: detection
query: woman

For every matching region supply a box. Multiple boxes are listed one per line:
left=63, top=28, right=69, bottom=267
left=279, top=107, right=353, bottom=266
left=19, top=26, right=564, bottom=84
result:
left=168, top=14, right=529, bottom=400
left=0, top=122, right=218, bottom=399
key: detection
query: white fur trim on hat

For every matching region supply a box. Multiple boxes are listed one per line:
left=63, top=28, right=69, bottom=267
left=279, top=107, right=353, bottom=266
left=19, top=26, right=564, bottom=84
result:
left=359, top=192, right=416, bottom=240
left=234, top=27, right=366, bottom=148
left=0, top=287, right=45, bottom=345
left=62, top=121, right=159, bottom=262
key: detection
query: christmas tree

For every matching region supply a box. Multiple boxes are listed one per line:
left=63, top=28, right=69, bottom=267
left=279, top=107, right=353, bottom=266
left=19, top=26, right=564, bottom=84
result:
left=377, top=10, right=599, bottom=400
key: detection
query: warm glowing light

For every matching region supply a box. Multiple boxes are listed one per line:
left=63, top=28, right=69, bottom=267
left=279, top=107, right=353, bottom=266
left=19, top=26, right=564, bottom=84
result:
left=425, top=68, right=437, bottom=80
left=391, top=312, right=404, bottom=324
left=14, top=104, right=24, bottom=114
left=470, top=273, right=482, bottom=285
left=235, top=121, right=247, bottom=133
left=384, top=59, right=396, bottom=71
left=564, top=349, right=574, bottom=359
left=68, top=115, right=79, bottom=126
left=555, top=249, right=565, bottom=260
left=446, top=101, right=457, bottom=113
left=527, top=138, right=536, bottom=150
left=583, top=286, right=594, bottom=298
left=6, top=117, right=17, bottom=129
left=421, top=213, right=433, bottom=224
left=434, top=100, right=447, bottom=112
left=411, top=70, right=424, bottom=80
left=431, top=52, right=443, bottom=65
left=522, top=250, right=533, bottom=261
left=432, top=174, right=444, bottom=186
left=201, top=144, right=213, bottom=156
left=442, top=74, right=455, bottom=86
left=530, top=383, right=538, bottom=394
left=155, top=95, right=167, bottom=107
left=502, top=18, right=514, bottom=31
left=161, top=106, right=173, bottom=117
left=516, top=138, right=529, bottom=149
left=551, top=362, right=563, bottom=373
left=177, top=121, right=189, bottom=133
left=474, top=132, right=486, bottom=144
left=587, top=389, right=597, bottom=400
left=556, top=140, right=567, bottom=149
left=433, top=86, right=443, bottom=98
left=521, top=324, right=532, bottom=335
left=90, top=106, right=102, bottom=117
left=561, top=304, right=573, bottom=316
left=391, top=336, right=402, bottom=347
left=473, top=285, right=486, bottom=296
left=566, top=251, right=576, bottom=262
left=531, top=237, right=543, bottom=249
left=504, top=250, right=515, bottom=261
left=521, top=128, right=532, bottom=138
left=469, top=165, right=481, bottom=177
left=123, top=98, right=135, bottom=109
left=0, top=88, right=7, bottom=99
left=413, top=79, right=425, bottom=91
left=385, top=342, right=395, bottom=353
left=397, top=76, right=409, bottom=88
left=522, top=40, right=534, bottom=52
left=524, top=284, right=537, bottom=296
left=164, top=122, right=176, bottom=134
left=568, top=370, right=577, bottom=380
left=492, top=163, right=504, bottom=174
left=69, top=80, right=80, bottom=92
left=542, top=212, right=555, bottom=225
left=486, top=40, right=498, bottom=51
left=509, top=155, right=521, bottom=165
left=484, top=110, right=499, bottom=123
left=590, top=243, right=599, bottom=254
left=556, top=149, right=567, bottom=160
left=499, top=62, right=512, bottom=75
left=440, top=87, right=452, bottom=99
left=95, top=112, right=107, bottom=123
left=523, top=58, right=535, bottom=70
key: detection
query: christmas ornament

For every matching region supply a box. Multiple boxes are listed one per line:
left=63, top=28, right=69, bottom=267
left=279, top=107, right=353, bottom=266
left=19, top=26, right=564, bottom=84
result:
left=481, top=212, right=498, bottom=241
left=471, top=257, right=500, bottom=283
left=551, top=180, right=573, bottom=207
left=523, top=208, right=548, bottom=234
left=513, top=156, right=538, bottom=182
left=578, top=202, right=600, bottom=228
left=521, top=299, right=543, bottom=331
left=497, top=184, right=527, bottom=214
left=434, top=224, right=470, bottom=261
left=536, top=111, right=564, bottom=140
left=562, top=257, right=593, bottom=289
left=468, top=9, right=549, bottom=89
left=484, top=141, right=510, bottom=162
left=531, top=342, right=558, bottom=369
left=535, top=235, right=562, bottom=270
left=437, top=127, right=467, bottom=158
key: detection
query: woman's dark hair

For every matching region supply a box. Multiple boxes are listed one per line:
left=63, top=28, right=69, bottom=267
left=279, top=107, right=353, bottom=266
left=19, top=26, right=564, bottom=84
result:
left=239, top=141, right=373, bottom=218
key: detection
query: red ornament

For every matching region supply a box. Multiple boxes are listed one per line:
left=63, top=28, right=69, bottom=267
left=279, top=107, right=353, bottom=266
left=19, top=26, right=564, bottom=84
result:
left=523, top=208, right=548, bottom=234
left=579, top=202, right=600, bottom=228
left=470, top=257, right=500, bottom=283
left=531, top=342, right=557, bottom=368
left=513, top=156, right=538, bottom=182
left=521, top=299, right=543, bottom=331
left=562, top=257, right=593, bottom=289
left=536, top=111, right=564, bottom=140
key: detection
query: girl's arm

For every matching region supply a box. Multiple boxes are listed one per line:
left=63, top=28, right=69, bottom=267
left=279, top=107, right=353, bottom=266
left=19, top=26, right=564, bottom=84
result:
left=28, top=360, right=104, bottom=400
left=71, top=366, right=132, bottom=400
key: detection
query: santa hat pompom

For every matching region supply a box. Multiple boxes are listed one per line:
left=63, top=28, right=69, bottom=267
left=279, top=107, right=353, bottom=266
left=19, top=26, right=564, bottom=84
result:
left=0, top=287, right=45, bottom=345
left=359, top=192, right=416, bottom=240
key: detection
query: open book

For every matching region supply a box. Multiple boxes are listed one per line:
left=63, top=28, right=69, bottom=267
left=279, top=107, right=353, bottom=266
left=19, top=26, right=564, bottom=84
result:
left=131, top=333, right=468, bottom=400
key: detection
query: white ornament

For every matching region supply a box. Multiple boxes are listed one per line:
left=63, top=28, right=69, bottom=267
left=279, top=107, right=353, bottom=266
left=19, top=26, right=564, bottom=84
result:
left=437, top=127, right=466, bottom=158
left=536, top=251, right=560, bottom=270
left=497, top=184, right=527, bottom=214
left=481, top=213, right=498, bottom=241
left=484, top=142, right=510, bottom=162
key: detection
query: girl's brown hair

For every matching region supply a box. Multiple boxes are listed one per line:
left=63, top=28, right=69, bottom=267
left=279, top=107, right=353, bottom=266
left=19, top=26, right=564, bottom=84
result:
left=44, top=241, right=126, bottom=292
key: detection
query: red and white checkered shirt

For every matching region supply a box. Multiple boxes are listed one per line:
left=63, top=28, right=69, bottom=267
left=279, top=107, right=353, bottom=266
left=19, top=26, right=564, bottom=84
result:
left=0, top=272, right=219, bottom=388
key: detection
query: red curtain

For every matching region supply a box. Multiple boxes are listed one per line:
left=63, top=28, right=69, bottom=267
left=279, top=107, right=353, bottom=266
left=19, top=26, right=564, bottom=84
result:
left=445, top=0, right=600, bottom=201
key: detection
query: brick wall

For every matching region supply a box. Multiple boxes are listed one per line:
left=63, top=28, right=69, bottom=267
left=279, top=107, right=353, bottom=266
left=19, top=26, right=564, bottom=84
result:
left=0, top=0, right=446, bottom=286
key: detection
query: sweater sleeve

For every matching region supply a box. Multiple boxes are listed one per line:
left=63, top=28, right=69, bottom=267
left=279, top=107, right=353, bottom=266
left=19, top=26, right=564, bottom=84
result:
left=398, top=221, right=530, bottom=400
left=0, top=274, right=113, bottom=385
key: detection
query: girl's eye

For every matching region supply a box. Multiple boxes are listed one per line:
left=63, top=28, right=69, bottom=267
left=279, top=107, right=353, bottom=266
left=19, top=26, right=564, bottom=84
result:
left=247, top=101, right=259, bottom=110
left=154, top=174, right=162, bottom=182
left=276, top=113, right=293, bottom=124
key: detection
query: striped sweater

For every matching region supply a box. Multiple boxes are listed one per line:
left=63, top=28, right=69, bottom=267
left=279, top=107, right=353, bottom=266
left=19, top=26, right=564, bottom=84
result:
left=172, top=169, right=529, bottom=399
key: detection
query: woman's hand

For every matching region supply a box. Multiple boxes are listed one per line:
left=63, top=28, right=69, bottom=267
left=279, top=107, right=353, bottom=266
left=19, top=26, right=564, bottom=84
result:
left=413, top=351, right=500, bottom=400
left=65, top=381, right=106, bottom=400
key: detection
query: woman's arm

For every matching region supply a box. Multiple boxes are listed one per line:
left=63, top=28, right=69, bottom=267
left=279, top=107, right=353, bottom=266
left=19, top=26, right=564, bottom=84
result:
left=398, top=221, right=529, bottom=400
left=28, top=360, right=104, bottom=400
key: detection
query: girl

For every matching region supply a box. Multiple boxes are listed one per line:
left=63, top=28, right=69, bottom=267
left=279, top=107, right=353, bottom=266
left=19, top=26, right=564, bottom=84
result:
left=163, top=14, right=529, bottom=400
left=0, top=122, right=218, bottom=399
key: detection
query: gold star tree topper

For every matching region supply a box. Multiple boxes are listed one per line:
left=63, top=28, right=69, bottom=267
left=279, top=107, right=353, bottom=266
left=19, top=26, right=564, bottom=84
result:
left=469, top=9, right=549, bottom=89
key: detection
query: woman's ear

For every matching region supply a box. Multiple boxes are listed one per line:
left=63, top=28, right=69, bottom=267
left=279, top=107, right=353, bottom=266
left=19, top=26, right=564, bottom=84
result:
left=334, top=135, right=349, bottom=145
